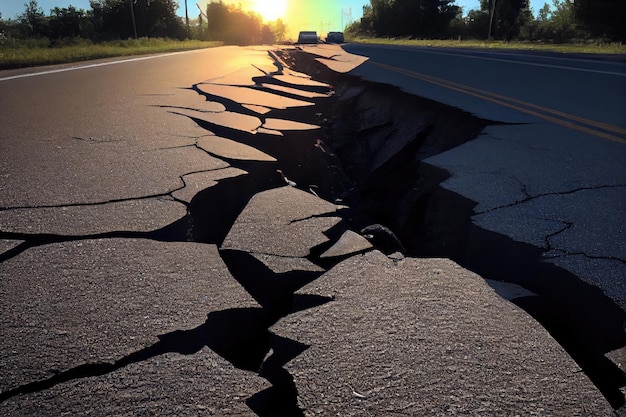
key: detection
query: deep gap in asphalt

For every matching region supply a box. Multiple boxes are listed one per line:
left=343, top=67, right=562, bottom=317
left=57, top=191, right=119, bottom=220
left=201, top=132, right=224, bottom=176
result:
left=281, top=48, right=626, bottom=410
left=2, top=48, right=623, bottom=413
left=177, top=74, right=351, bottom=415
left=0, top=307, right=276, bottom=403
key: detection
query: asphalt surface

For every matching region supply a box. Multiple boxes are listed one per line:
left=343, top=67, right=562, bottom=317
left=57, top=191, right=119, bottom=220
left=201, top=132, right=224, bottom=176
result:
left=331, top=44, right=626, bottom=309
left=0, top=44, right=619, bottom=415
left=343, top=43, right=626, bottom=129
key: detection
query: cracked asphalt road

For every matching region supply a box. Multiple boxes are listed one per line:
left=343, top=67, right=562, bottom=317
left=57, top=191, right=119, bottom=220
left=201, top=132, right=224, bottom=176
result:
left=0, top=45, right=620, bottom=415
left=340, top=45, right=626, bottom=311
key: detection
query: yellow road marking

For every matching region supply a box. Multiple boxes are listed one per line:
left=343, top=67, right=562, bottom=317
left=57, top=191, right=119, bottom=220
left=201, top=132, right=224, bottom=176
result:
left=370, top=61, right=626, bottom=145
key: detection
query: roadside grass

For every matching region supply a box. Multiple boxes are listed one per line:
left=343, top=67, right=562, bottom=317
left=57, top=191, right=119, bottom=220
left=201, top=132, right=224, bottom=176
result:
left=349, top=37, right=626, bottom=55
left=0, top=38, right=223, bottom=70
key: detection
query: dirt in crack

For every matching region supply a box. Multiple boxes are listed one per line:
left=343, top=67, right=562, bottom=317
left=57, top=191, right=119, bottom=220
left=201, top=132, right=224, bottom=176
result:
left=279, top=48, right=626, bottom=411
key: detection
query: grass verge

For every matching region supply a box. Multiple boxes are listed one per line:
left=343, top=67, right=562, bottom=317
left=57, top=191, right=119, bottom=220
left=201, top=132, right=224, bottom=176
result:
left=0, top=38, right=223, bottom=70
left=349, top=37, right=626, bottom=55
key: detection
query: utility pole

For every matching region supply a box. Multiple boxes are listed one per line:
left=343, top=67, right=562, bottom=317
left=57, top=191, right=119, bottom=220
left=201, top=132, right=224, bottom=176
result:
left=184, top=0, right=189, bottom=30
left=197, top=2, right=208, bottom=39
left=488, top=0, right=497, bottom=39
left=196, top=3, right=207, bottom=19
left=129, top=0, right=137, bottom=39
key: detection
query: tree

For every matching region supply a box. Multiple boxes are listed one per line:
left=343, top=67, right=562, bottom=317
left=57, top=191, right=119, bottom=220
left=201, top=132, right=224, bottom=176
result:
left=532, top=0, right=576, bottom=42
left=480, top=0, right=529, bottom=40
left=465, top=8, right=490, bottom=39
left=90, top=0, right=185, bottom=40
left=49, top=6, right=88, bottom=39
left=19, top=0, right=49, bottom=37
left=356, top=4, right=374, bottom=35
left=205, top=0, right=229, bottom=40
left=204, top=1, right=275, bottom=45
left=355, top=0, right=459, bottom=38
left=271, top=18, right=286, bottom=43
left=132, top=0, right=185, bottom=38
left=0, top=13, right=6, bottom=45
left=573, top=0, right=625, bottom=41
left=537, top=3, right=551, bottom=21
left=550, top=0, right=575, bottom=39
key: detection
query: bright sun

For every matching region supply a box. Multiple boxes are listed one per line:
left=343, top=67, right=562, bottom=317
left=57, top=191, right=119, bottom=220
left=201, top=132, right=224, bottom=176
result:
left=252, top=0, right=288, bottom=22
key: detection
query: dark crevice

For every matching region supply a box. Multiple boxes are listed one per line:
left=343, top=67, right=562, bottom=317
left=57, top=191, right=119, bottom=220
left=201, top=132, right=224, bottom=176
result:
left=4, top=47, right=624, bottom=415
left=171, top=65, right=357, bottom=414
left=475, top=184, right=626, bottom=216
left=0, top=306, right=292, bottom=403
left=282, top=49, right=626, bottom=410
left=219, top=249, right=332, bottom=416
left=219, top=249, right=323, bottom=316
left=462, top=223, right=626, bottom=408
left=544, top=220, right=574, bottom=251
left=245, top=84, right=330, bottom=103
left=0, top=193, right=180, bottom=213
left=0, top=216, right=192, bottom=263
left=189, top=84, right=270, bottom=120
left=545, top=251, right=626, bottom=264
left=0, top=53, right=347, bottom=415
left=0, top=165, right=236, bottom=213
left=157, top=143, right=198, bottom=150
left=0, top=284, right=332, bottom=405
left=252, top=75, right=332, bottom=95
left=248, top=335, right=309, bottom=417
left=152, top=104, right=224, bottom=113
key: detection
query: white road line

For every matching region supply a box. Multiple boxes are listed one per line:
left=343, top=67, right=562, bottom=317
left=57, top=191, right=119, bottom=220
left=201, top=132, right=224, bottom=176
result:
left=0, top=49, right=201, bottom=82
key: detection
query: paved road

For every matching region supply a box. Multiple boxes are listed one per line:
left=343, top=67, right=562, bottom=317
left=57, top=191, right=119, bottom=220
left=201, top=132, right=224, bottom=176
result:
left=339, top=44, right=626, bottom=307
left=0, top=47, right=278, bottom=207
left=344, top=44, right=626, bottom=134
left=0, top=45, right=619, bottom=415
left=291, top=43, right=626, bottom=410
left=0, top=46, right=285, bottom=415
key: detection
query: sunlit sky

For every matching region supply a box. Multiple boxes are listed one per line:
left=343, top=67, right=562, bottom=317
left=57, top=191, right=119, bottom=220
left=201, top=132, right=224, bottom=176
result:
left=1, top=0, right=546, bottom=39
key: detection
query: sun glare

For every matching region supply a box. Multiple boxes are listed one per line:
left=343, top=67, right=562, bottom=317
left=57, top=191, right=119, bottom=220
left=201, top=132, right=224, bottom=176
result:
left=252, top=0, right=288, bottom=22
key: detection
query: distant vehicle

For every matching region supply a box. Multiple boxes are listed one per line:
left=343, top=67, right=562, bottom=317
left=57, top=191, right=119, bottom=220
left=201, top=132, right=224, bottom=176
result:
left=326, top=31, right=345, bottom=44
left=297, top=31, right=318, bottom=44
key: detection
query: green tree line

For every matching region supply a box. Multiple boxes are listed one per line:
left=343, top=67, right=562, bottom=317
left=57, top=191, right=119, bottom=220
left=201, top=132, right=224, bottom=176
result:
left=347, top=0, right=626, bottom=43
left=0, top=0, right=286, bottom=46
left=202, top=1, right=286, bottom=45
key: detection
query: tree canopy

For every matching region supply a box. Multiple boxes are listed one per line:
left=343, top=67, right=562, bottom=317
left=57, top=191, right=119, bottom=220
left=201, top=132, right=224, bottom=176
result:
left=0, top=0, right=287, bottom=45
left=345, top=0, right=625, bottom=42
left=573, top=0, right=625, bottom=41
left=202, top=1, right=282, bottom=45
left=357, top=0, right=460, bottom=38
left=2, top=0, right=624, bottom=44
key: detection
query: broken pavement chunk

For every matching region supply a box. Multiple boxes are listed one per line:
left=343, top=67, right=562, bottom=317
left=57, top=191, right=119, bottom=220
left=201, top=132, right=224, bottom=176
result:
left=196, top=84, right=313, bottom=110
left=320, top=230, right=372, bottom=259
left=0, top=239, right=258, bottom=393
left=196, top=136, right=277, bottom=162
left=272, top=251, right=613, bottom=416
left=221, top=186, right=341, bottom=258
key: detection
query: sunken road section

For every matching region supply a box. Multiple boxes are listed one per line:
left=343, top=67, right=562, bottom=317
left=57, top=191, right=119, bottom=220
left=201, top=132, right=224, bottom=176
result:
left=279, top=47, right=626, bottom=412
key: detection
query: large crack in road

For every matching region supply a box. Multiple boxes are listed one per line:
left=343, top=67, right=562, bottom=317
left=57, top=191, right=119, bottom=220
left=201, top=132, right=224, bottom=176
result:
left=1, top=45, right=623, bottom=415
left=280, top=48, right=626, bottom=411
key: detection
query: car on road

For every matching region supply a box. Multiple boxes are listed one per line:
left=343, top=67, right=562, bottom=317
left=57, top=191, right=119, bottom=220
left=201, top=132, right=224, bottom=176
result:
left=326, top=31, right=345, bottom=43
left=297, top=31, right=318, bottom=44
